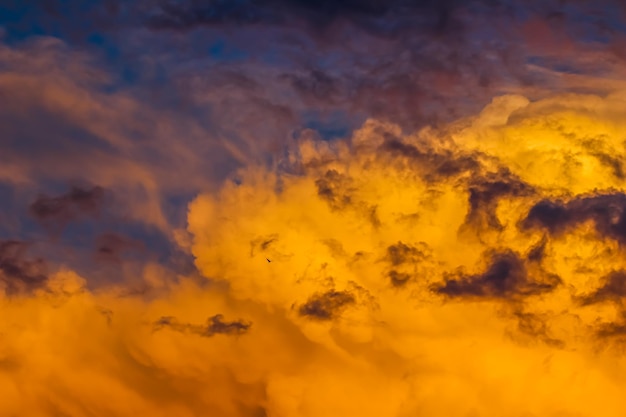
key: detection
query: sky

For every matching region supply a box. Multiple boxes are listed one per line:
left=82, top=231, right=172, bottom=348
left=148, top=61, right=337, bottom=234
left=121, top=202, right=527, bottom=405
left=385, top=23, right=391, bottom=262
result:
left=2, top=1, right=626, bottom=416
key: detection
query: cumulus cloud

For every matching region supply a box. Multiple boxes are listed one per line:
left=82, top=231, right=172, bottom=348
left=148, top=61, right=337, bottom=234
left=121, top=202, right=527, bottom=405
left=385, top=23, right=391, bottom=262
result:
left=182, top=91, right=626, bottom=416
left=2, top=91, right=626, bottom=415
left=5, top=2, right=626, bottom=415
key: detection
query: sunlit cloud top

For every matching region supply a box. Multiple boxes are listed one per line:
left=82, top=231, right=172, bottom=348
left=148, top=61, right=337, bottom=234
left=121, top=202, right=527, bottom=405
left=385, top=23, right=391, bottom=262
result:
left=3, top=1, right=626, bottom=416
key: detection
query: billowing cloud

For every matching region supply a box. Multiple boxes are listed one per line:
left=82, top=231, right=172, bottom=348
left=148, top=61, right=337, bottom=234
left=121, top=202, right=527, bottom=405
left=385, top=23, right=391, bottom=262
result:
left=182, top=91, right=626, bottom=416
left=2, top=91, right=626, bottom=415
left=4, top=1, right=626, bottom=416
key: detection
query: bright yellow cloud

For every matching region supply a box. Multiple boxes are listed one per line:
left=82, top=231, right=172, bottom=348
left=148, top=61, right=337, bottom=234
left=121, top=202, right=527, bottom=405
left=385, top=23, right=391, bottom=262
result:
left=5, top=92, right=626, bottom=416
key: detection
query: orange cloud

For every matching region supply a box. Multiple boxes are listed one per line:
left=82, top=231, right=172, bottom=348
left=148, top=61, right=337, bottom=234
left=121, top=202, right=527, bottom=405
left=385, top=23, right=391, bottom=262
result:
left=5, top=92, right=626, bottom=415
left=186, top=91, right=626, bottom=416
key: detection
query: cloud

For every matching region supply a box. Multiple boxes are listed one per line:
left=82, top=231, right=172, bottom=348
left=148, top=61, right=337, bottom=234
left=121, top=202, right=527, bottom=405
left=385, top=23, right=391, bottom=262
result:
left=94, top=232, right=145, bottom=263
left=465, top=168, right=534, bottom=230
left=129, top=0, right=626, bottom=142
left=0, top=36, right=264, bottom=286
left=577, top=270, right=626, bottom=307
left=0, top=36, right=248, bottom=236
left=2, top=91, right=626, bottom=416
left=385, top=241, right=426, bottom=266
left=433, top=249, right=561, bottom=300
left=377, top=135, right=483, bottom=181
left=511, top=309, right=564, bottom=348
left=584, top=272, right=626, bottom=343
left=383, top=241, right=431, bottom=287
left=143, top=0, right=468, bottom=35
left=29, top=186, right=105, bottom=233
left=0, top=239, right=48, bottom=295
left=522, top=193, right=626, bottom=245
left=154, top=314, right=252, bottom=337
left=5, top=3, right=626, bottom=412
left=179, top=91, right=626, bottom=416
left=297, top=289, right=356, bottom=320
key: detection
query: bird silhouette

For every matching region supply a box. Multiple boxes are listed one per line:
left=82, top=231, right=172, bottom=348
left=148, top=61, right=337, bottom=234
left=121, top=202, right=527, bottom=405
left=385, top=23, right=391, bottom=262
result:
left=266, top=258, right=271, bottom=263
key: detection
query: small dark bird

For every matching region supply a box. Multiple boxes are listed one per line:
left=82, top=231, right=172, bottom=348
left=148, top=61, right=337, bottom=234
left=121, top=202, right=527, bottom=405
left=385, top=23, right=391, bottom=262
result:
left=266, top=258, right=271, bottom=263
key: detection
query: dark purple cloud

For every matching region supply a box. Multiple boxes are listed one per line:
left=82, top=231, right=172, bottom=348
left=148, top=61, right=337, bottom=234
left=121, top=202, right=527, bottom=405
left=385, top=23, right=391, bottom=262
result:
left=465, top=168, right=534, bottom=230
left=384, top=242, right=430, bottom=287
left=298, top=289, right=356, bottom=320
left=94, top=232, right=145, bottom=263
left=522, top=193, right=626, bottom=245
left=0, top=239, right=48, bottom=295
left=154, top=314, right=252, bottom=337
left=29, top=186, right=105, bottom=234
left=433, top=249, right=561, bottom=300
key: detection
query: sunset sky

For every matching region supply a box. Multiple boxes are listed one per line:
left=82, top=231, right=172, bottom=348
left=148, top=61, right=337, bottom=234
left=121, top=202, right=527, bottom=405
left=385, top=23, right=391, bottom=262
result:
left=3, top=1, right=626, bottom=416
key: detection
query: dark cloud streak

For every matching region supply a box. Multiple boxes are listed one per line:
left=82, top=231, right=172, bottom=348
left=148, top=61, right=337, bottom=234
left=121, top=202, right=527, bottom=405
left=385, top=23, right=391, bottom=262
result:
left=523, top=193, right=626, bottom=245
left=29, top=186, right=105, bottom=235
left=144, top=0, right=469, bottom=36
left=433, top=250, right=561, bottom=300
left=298, top=289, right=355, bottom=320
left=154, top=314, right=252, bottom=337
left=378, top=137, right=481, bottom=182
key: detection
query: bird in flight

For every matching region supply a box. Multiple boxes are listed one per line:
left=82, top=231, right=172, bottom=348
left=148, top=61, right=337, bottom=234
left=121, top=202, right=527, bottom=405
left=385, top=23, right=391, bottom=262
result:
left=266, top=258, right=271, bottom=263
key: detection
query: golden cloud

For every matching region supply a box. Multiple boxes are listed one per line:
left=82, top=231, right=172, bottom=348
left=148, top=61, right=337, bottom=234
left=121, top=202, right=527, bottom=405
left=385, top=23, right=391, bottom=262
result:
left=5, top=92, right=626, bottom=416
